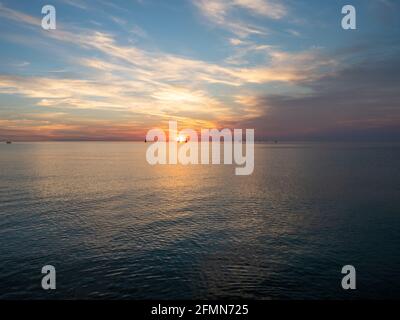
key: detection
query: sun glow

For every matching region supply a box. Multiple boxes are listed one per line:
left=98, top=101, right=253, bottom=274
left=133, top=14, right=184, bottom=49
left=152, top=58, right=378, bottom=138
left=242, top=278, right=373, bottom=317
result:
left=176, top=135, right=187, bottom=143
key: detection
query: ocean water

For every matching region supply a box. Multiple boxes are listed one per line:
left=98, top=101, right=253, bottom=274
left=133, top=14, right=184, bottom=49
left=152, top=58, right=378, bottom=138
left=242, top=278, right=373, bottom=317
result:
left=0, top=142, right=399, bottom=300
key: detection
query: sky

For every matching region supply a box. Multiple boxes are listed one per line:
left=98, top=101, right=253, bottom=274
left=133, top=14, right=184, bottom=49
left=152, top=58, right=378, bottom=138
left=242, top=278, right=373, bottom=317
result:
left=0, top=0, right=399, bottom=141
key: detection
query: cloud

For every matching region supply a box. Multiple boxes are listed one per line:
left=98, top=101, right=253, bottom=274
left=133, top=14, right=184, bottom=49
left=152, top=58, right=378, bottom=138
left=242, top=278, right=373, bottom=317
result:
left=12, top=61, right=30, bottom=68
left=235, top=53, right=400, bottom=140
left=130, top=25, right=148, bottom=38
left=0, top=2, right=339, bottom=140
left=62, top=0, right=88, bottom=10
left=0, top=2, right=40, bottom=26
left=0, top=3, right=321, bottom=87
left=229, top=38, right=245, bottom=46
left=193, top=0, right=286, bottom=37
left=232, top=0, right=287, bottom=19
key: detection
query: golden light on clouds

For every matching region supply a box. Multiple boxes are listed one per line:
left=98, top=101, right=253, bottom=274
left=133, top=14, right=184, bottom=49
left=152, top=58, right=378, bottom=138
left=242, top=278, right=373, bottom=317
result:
left=0, top=1, right=348, bottom=141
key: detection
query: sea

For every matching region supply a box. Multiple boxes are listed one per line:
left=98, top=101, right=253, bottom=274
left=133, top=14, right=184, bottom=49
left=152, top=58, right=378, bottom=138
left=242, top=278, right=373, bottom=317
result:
left=0, top=142, right=399, bottom=299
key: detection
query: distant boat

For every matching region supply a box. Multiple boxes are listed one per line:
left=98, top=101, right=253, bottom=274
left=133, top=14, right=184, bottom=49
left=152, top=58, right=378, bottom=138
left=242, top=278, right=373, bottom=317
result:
left=6, top=140, right=12, bottom=144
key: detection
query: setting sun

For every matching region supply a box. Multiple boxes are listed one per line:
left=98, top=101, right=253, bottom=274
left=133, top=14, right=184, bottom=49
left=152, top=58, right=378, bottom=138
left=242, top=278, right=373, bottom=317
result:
left=176, top=135, right=187, bottom=143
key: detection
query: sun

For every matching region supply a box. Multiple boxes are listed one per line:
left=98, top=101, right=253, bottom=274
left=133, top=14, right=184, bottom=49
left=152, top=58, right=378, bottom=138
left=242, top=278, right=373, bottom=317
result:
left=176, top=135, right=187, bottom=143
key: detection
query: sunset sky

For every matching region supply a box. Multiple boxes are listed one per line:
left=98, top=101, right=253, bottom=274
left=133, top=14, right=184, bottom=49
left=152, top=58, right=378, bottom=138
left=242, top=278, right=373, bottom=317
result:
left=0, top=0, right=399, bottom=141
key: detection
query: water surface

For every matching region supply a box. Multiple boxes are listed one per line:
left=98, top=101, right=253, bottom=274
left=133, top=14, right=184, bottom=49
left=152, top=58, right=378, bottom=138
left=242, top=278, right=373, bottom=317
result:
left=0, top=142, right=399, bottom=299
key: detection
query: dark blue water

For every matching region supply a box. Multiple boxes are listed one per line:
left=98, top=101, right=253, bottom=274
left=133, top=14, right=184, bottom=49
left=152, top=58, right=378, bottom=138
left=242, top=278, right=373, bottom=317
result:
left=0, top=142, right=399, bottom=299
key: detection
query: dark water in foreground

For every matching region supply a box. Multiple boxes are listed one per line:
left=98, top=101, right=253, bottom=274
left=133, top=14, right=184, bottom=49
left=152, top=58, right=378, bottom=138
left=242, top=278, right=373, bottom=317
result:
left=0, top=142, right=399, bottom=299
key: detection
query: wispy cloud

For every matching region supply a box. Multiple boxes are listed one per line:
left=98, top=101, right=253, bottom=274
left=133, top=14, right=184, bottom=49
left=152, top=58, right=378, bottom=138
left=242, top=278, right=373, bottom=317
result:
left=0, top=2, right=40, bottom=26
left=232, top=0, right=287, bottom=19
left=193, top=0, right=287, bottom=37
left=11, top=61, right=30, bottom=68
left=62, top=0, right=88, bottom=10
